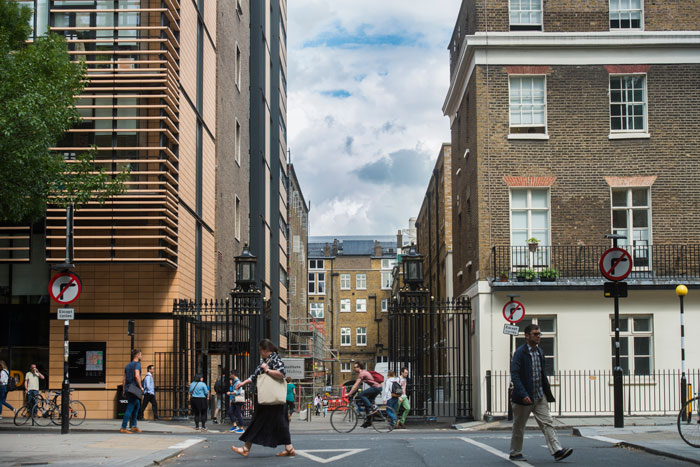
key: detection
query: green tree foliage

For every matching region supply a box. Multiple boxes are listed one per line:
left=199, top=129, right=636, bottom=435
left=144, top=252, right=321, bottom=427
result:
left=0, top=0, right=128, bottom=223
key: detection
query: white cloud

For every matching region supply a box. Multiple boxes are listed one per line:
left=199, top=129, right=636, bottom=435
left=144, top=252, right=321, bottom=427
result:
left=288, top=0, right=459, bottom=236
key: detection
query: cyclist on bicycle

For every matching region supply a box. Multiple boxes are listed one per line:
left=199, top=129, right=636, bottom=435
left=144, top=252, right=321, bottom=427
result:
left=345, top=362, right=382, bottom=428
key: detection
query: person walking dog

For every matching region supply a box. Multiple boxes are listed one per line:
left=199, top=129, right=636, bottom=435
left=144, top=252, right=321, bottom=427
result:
left=231, top=339, right=295, bottom=458
left=510, top=324, right=573, bottom=462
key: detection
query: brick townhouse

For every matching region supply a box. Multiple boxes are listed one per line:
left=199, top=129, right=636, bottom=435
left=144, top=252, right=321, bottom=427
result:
left=444, top=0, right=700, bottom=419
left=307, top=237, right=398, bottom=386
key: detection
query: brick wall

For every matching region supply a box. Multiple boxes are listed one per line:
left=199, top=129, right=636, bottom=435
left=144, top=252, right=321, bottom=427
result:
left=453, top=63, right=700, bottom=284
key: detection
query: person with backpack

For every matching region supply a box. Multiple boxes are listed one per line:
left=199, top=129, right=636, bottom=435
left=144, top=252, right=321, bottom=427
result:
left=0, top=360, right=16, bottom=419
left=382, top=370, right=401, bottom=428
left=345, top=362, right=383, bottom=428
left=212, top=370, right=228, bottom=424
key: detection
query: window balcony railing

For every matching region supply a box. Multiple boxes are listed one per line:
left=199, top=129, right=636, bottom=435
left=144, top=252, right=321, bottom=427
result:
left=492, top=244, right=700, bottom=283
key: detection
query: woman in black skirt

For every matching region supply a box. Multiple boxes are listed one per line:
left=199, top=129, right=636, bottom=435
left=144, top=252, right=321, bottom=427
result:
left=231, top=339, right=295, bottom=458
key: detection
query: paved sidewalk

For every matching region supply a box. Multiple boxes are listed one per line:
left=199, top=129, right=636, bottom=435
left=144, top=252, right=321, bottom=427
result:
left=456, top=416, right=700, bottom=465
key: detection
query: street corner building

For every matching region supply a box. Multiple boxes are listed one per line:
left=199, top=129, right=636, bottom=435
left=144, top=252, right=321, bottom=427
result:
left=0, top=0, right=293, bottom=419
left=441, top=0, right=700, bottom=420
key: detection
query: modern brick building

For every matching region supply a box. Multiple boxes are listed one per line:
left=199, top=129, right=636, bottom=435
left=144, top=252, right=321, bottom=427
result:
left=444, top=0, right=700, bottom=418
left=0, top=0, right=284, bottom=419
left=416, top=143, right=454, bottom=300
left=307, top=237, right=399, bottom=386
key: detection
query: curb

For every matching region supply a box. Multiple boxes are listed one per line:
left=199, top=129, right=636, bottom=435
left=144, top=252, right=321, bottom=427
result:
left=572, top=427, right=700, bottom=466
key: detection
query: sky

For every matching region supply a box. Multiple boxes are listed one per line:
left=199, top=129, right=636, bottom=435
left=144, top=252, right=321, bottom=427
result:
left=287, top=0, right=461, bottom=237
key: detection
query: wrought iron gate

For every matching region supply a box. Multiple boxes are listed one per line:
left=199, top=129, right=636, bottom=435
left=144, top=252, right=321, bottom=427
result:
left=388, top=294, right=472, bottom=421
left=157, top=297, right=264, bottom=419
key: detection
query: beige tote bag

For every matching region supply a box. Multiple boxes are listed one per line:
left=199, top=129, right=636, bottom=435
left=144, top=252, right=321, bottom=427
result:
left=256, top=373, right=286, bottom=405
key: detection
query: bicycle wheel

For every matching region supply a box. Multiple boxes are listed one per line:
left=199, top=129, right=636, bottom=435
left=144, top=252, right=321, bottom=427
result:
left=13, top=405, right=31, bottom=426
left=32, top=400, right=54, bottom=426
left=371, top=405, right=396, bottom=433
left=678, top=397, right=700, bottom=448
left=330, top=405, right=358, bottom=433
left=68, top=400, right=86, bottom=426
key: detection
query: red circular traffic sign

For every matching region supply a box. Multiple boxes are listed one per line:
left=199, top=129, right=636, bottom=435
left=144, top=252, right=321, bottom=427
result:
left=503, top=301, right=526, bottom=324
left=599, top=248, right=633, bottom=281
left=49, top=272, right=82, bottom=304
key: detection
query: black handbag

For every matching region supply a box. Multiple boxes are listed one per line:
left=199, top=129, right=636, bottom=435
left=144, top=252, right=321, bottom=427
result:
left=127, top=382, right=143, bottom=398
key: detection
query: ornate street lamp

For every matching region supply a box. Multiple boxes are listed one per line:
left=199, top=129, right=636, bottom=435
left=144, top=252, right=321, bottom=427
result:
left=402, top=243, right=424, bottom=290
left=235, top=244, right=257, bottom=291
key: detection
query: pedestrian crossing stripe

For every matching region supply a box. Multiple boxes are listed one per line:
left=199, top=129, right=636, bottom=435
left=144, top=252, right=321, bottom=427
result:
left=296, top=449, right=368, bottom=464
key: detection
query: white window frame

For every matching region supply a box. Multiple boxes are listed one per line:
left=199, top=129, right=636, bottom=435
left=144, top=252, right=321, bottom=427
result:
left=381, top=299, right=388, bottom=313
left=509, top=0, right=543, bottom=29
left=609, top=0, right=643, bottom=30
left=381, top=259, right=396, bottom=270
left=515, top=316, right=557, bottom=375
left=510, top=188, right=551, bottom=268
left=609, top=74, right=648, bottom=136
left=340, top=327, right=351, bottom=346
left=356, top=273, right=367, bottom=290
left=235, top=119, right=241, bottom=166
left=235, top=42, right=242, bottom=90
left=381, top=271, right=393, bottom=290
left=355, top=299, right=367, bottom=313
left=308, top=273, right=315, bottom=294
left=234, top=195, right=241, bottom=240
left=309, top=259, right=324, bottom=270
left=376, top=355, right=388, bottom=364
left=340, top=298, right=351, bottom=313
left=508, top=76, right=547, bottom=136
left=340, top=274, right=351, bottom=290
left=317, top=272, right=325, bottom=295
left=341, top=362, right=351, bottom=373
left=611, top=315, right=653, bottom=375
left=309, top=303, right=324, bottom=319
left=356, top=327, right=367, bottom=346
left=611, top=187, right=652, bottom=270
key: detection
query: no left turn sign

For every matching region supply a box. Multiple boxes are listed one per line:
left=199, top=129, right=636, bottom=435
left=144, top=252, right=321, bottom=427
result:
left=503, top=300, right=526, bottom=324
left=599, top=248, right=633, bottom=281
left=49, top=272, right=82, bottom=305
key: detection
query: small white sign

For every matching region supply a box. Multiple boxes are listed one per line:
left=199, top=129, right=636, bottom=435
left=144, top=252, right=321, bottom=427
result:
left=281, top=358, right=305, bottom=379
left=503, top=323, right=519, bottom=336
left=57, top=308, right=74, bottom=320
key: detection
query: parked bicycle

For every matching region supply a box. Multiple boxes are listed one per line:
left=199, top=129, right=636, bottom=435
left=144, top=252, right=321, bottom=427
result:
left=13, top=392, right=46, bottom=426
left=678, top=395, right=700, bottom=447
left=33, top=389, right=86, bottom=426
left=330, top=396, right=395, bottom=433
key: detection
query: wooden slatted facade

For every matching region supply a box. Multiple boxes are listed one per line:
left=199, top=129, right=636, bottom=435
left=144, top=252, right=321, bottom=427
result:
left=21, top=0, right=180, bottom=267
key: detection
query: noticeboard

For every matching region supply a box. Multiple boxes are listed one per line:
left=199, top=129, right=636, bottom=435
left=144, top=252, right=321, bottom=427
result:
left=281, top=357, right=305, bottom=379
left=69, top=342, right=106, bottom=384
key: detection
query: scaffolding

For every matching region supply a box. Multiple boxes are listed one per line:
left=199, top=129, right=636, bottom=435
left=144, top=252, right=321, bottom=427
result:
left=286, top=317, right=338, bottom=406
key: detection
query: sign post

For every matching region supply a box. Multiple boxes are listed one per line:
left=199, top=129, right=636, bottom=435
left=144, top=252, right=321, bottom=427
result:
left=600, top=235, right=632, bottom=429
left=49, top=271, right=82, bottom=435
left=503, top=295, right=525, bottom=421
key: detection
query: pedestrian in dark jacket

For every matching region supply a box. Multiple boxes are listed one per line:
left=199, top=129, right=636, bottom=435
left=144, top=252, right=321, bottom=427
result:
left=509, top=324, right=573, bottom=462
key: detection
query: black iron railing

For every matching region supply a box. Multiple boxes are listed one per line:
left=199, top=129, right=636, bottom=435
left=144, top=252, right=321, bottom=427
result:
left=486, top=369, right=699, bottom=416
left=492, top=244, right=700, bottom=282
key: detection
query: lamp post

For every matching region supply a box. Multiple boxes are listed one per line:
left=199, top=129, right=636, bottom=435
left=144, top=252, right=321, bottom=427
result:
left=401, top=243, right=424, bottom=291
left=231, top=244, right=263, bottom=377
left=677, top=284, right=688, bottom=420
left=234, top=244, right=257, bottom=292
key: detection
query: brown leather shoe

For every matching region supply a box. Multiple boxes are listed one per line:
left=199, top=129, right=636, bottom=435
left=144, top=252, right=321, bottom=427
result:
left=120, top=428, right=132, bottom=434
left=130, top=427, right=142, bottom=433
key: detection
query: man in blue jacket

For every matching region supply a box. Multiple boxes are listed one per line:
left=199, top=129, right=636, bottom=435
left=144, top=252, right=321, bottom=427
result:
left=510, top=324, right=573, bottom=462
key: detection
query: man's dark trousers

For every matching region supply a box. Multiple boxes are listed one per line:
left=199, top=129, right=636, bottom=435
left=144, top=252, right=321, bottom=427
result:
left=138, top=393, right=158, bottom=420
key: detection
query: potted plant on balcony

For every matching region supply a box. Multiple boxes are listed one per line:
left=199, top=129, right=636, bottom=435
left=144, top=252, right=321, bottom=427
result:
left=516, top=268, right=536, bottom=282
left=527, top=237, right=540, bottom=252
left=539, top=267, right=559, bottom=282
left=498, top=271, right=510, bottom=282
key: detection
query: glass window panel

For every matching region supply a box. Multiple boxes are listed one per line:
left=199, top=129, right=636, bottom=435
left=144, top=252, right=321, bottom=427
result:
left=531, top=211, right=548, bottom=230
left=611, top=117, right=622, bottom=130
left=538, top=318, right=555, bottom=332
left=544, top=358, right=554, bottom=376
left=620, top=357, right=629, bottom=374
left=633, top=317, right=651, bottom=332
left=634, top=357, right=650, bottom=375
left=540, top=338, right=554, bottom=355
left=512, top=231, right=528, bottom=247
left=612, top=317, right=629, bottom=332
left=634, top=336, right=650, bottom=355
left=632, top=189, right=647, bottom=206
left=511, top=190, right=527, bottom=208
left=530, top=189, right=548, bottom=208
left=515, top=337, right=525, bottom=348
left=612, top=210, right=627, bottom=229
left=619, top=336, right=629, bottom=356
left=612, top=190, right=627, bottom=207
left=632, top=210, right=648, bottom=228
left=517, top=319, right=533, bottom=333
left=512, top=211, right=528, bottom=229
